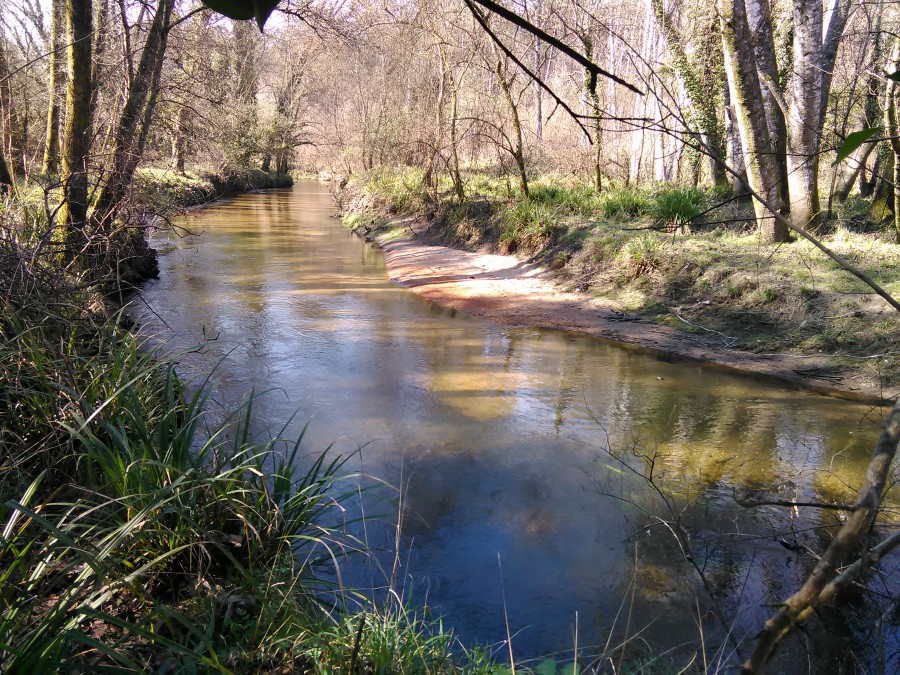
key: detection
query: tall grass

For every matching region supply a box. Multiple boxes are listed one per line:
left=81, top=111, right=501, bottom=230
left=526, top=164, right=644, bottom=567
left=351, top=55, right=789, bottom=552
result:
left=0, top=301, right=359, bottom=670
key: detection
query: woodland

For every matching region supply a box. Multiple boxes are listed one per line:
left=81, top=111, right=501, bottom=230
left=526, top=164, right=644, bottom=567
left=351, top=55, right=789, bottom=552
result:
left=1, top=0, right=900, bottom=672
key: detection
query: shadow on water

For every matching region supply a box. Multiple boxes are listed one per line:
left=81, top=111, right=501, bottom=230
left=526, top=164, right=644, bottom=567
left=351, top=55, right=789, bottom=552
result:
left=133, top=182, right=899, bottom=672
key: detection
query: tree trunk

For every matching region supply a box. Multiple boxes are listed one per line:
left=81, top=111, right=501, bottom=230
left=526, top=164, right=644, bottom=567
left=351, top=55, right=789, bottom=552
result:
left=835, top=16, right=881, bottom=203
left=745, top=0, right=788, bottom=204
left=885, top=38, right=900, bottom=243
left=93, top=0, right=173, bottom=224
left=446, top=51, right=465, bottom=201
left=718, top=0, right=789, bottom=241
left=579, top=33, right=603, bottom=192
left=60, top=0, right=93, bottom=244
left=42, top=0, right=65, bottom=175
left=724, top=86, right=749, bottom=196
left=170, top=106, right=186, bottom=175
left=423, top=51, right=447, bottom=189
left=0, top=144, right=11, bottom=190
left=495, top=56, right=529, bottom=199
left=533, top=38, right=542, bottom=143
left=650, top=0, right=727, bottom=188
left=0, top=39, right=24, bottom=176
left=784, top=0, right=824, bottom=231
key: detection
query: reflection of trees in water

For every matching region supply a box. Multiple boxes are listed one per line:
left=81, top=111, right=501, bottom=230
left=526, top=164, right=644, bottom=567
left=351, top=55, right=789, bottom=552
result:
left=600, top=462, right=898, bottom=672
left=598, top=366, right=886, bottom=502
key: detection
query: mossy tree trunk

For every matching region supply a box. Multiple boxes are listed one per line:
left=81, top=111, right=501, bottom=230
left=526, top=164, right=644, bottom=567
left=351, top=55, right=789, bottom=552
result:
left=93, top=0, right=173, bottom=226
left=718, top=0, right=789, bottom=241
left=579, top=33, right=604, bottom=192
left=650, top=0, right=727, bottom=189
left=745, top=0, right=788, bottom=204
left=885, top=38, right=900, bottom=243
left=60, top=0, right=93, bottom=246
left=42, top=0, right=66, bottom=175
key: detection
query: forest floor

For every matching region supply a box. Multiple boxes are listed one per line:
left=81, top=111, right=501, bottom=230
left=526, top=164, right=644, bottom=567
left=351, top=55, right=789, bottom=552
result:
left=337, top=169, right=900, bottom=404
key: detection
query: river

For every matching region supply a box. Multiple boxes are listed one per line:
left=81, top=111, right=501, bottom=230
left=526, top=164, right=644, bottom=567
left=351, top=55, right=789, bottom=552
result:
left=133, top=182, right=896, bottom=671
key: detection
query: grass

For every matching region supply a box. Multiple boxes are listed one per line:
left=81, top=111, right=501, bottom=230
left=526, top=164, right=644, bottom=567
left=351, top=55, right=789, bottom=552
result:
left=0, top=177, right=504, bottom=673
left=342, top=166, right=900, bottom=390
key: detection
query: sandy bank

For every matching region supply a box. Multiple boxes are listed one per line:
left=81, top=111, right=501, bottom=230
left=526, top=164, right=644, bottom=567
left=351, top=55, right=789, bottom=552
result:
left=368, top=227, right=894, bottom=404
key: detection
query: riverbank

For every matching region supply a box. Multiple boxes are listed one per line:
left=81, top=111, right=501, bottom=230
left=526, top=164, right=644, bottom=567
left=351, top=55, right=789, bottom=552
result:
left=1, top=170, right=507, bottom=672
left=338, top=170, right=900, bottom=403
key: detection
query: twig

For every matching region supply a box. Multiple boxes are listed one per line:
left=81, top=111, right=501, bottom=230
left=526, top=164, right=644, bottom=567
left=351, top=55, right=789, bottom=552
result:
left=349, top=611, right=366, bottom=674
left=672, top=311, right=739, bottom=347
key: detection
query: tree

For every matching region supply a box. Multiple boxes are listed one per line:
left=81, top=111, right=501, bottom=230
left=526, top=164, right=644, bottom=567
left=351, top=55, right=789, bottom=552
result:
left=59, top=0, right=92, bottom=243
left=718, top=0, right=789, bottom=241
left=42, top=0, right=65, bottom=175
left=93, top=0, right=174, bottom=225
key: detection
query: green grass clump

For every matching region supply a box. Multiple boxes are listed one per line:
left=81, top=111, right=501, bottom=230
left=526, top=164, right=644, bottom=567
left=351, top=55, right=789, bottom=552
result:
left=0, top=300, right=353, bottom=670
left=619, top=233, right=663, bottom=279
left=599, top=187, right=650, bottom=218
left=366, top=166, right=431, bottom=214
left=501, top=199, right=561, bottom=251
left=647, top=186, right=706, bottom=230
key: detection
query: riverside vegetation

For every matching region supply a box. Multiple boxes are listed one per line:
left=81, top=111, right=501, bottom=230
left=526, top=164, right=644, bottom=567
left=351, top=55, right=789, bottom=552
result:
left=340, top=167, right=900, bottom=396
left=0, top=169, right=520, bottom=673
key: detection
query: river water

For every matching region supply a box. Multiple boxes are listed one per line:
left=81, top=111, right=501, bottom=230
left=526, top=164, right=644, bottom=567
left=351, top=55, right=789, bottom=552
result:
left=134, top=182, right=896, bottom=671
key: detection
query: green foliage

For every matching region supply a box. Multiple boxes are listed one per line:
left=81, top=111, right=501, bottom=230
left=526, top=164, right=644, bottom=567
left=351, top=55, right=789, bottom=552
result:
left=0, top=303, right=356, bottom=670
left=833, top=127, right=883, bottom=166
left=366, top=167, right=430, bottom=214
left=599, top=187, right=651, bottom=218
left=501, top=199, right=561, bottom=251
left=647, top=186, right=707, bottom=230
left=620, top=233, right=663, bottom=279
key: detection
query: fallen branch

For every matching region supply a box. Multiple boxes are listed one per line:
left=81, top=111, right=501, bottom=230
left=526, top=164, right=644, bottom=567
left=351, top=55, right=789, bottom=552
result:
left=743, top=400, right=900, bottom=672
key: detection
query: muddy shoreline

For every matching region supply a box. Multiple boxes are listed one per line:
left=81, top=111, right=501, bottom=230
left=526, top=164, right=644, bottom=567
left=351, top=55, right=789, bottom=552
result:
left=348, top=214, right=895, bottom=405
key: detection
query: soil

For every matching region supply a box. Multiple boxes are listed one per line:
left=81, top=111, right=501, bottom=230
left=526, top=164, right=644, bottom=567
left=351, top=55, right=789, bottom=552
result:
left=362, top=217, right=896, bottom=405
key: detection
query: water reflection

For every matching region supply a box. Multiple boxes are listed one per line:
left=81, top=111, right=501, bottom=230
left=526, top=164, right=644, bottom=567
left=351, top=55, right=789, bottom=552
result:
left=133, top=183, right=896, bottom=671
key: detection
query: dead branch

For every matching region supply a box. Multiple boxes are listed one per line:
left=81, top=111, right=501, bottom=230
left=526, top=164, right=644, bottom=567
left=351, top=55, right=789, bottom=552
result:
left=743, top=400, right=900, bottom=672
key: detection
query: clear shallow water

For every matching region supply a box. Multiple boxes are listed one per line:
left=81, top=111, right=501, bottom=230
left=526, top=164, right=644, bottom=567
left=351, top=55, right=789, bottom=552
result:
left=134, top=182, right=896, bottom=670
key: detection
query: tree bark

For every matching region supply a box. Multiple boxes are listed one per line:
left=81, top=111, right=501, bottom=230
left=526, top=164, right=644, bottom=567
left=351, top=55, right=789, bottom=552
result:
left=835, top=14, right=881, bottom=203
left=170, top=106, right=187, bottom=175
left=885, top=39, right=900, bottom=243
left=745, top=0, right=788, bottom=203
left=718, top=0, right=788, bottom=241
left=0, top=144, right=11, bottom=190
left=784, top=0, right=824, bottom=231
left=651, top=0, right=727, bottom=188
left=0, top=39, right=24, bottom=175
left=93, top=0, right=173, bottom=224
left=60, top=0, right=93, bottom=243
left=42, top=0, right=65, bottom=175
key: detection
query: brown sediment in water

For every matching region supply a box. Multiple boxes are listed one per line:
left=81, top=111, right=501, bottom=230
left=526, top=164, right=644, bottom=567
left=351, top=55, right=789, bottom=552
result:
left=365, top=224, right=895, bottom=405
